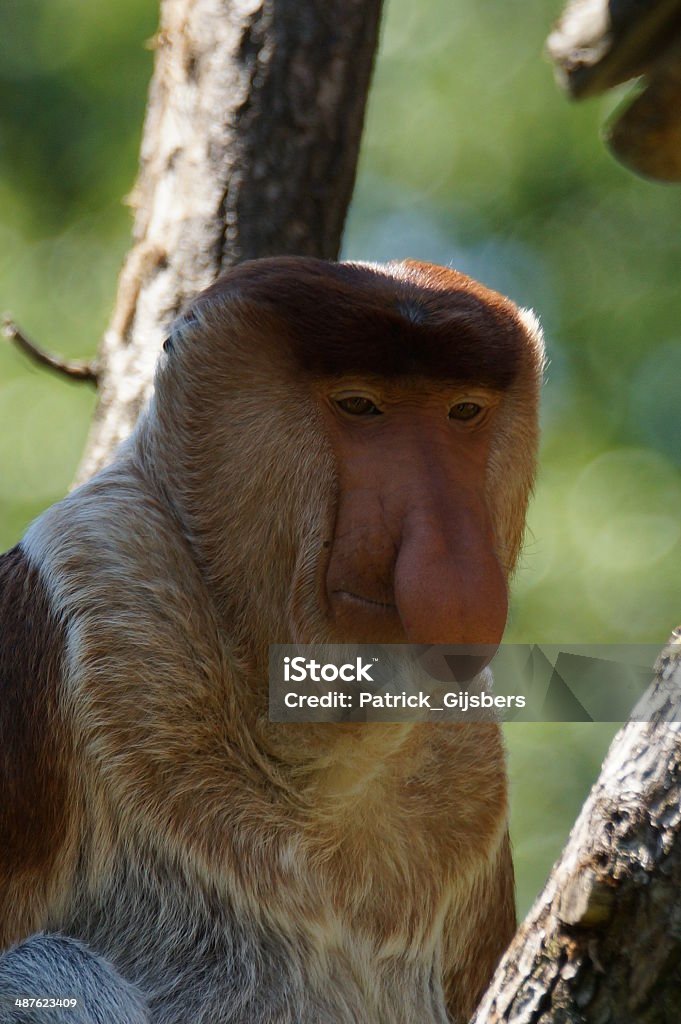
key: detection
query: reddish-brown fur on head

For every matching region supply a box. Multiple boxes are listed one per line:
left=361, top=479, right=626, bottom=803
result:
left=194, top=257, right=527, bottom=385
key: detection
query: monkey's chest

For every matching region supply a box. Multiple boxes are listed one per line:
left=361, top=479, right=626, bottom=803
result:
left=59, top=856, right=455, bottom=1024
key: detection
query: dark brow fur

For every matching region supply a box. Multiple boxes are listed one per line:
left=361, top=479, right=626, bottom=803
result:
left=194, top=257, right=527, bottom=389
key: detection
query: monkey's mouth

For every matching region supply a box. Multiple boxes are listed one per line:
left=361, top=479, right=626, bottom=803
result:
left=326, top=584, right=405, bottom=642
left=331, top=590, right=397, bottom=611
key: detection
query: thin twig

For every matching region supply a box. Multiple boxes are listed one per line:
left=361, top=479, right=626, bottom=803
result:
left=2, top=315, right=99, bottom=385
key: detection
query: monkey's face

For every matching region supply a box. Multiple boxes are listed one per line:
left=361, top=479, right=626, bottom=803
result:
left=151, top=257, right=544, bottom=656
left=318, top=378, right=507, bottom=645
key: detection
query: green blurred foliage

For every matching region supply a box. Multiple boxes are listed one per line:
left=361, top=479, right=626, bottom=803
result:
left=0, top=0, right=678, bottom=916
left=0, top=0, right=158, bottom=548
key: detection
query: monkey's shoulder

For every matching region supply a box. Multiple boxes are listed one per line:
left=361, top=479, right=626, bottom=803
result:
left=21, top=459, right=212, bottom=634
left=0, top=544, right=73, bottom=887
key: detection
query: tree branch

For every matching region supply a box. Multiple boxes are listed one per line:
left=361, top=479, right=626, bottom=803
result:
left=472, top=629, right=681, bottom=1023
left=2, top=316, right=99, bottom=385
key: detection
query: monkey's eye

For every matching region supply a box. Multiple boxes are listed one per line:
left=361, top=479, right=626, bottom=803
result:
left=449, top=402, right=483, bottom=422
left=335, top=396, right=383, bottom=416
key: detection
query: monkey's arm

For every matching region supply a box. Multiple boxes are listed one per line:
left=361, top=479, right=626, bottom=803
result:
left=442, top=831, right=516, bottom=1023
left=0, top=546, right=150, bottom=1023
left=0, top=935, right=149, bottom=1024
left=0, top=544, right=78, bottom=948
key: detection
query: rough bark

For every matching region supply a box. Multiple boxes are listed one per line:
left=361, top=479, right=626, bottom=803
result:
left=546, top=0, right=681, bottom=99
left=77, top=0, right=383, bottom=481
left=472, top=630, right=681, bottom=1024
left=547, top=0, right=681, bottom=181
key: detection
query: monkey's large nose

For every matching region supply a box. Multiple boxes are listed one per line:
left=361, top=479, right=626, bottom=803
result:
left=393, top=506, right=508, bottom=646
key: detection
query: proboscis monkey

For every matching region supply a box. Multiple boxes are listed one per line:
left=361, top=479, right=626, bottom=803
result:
left=0, top=257, right=544, bottom=1024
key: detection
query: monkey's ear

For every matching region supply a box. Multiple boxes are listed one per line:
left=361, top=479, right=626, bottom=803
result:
left=162, top=337, right=174, bottom=354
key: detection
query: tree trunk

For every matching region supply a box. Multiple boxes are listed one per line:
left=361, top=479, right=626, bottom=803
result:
left=77, top=0, right=383, bottom=481
left=472, top=631, right=681, bottom=1023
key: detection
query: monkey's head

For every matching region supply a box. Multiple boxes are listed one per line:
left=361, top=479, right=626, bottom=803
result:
left=146, top=257, right=544, bottom=656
